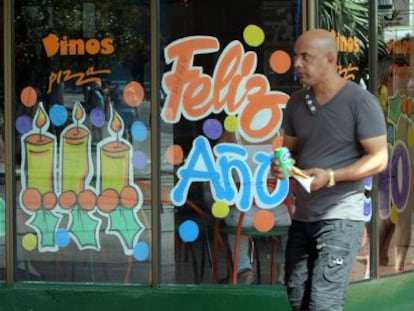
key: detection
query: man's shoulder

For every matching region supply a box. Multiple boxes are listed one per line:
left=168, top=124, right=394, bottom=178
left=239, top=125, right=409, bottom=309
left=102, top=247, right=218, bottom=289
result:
left=344, top=80, right=372, bottom=94
left=343, top=81, right=378, bottom=102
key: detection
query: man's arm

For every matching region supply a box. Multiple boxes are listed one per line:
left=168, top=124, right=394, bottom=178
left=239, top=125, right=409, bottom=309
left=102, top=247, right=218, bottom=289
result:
left=283, top=135, right=298, bottom=156
left=332, top=135, right=388, bottom=182
left=306, top=135, right=388, bottom=191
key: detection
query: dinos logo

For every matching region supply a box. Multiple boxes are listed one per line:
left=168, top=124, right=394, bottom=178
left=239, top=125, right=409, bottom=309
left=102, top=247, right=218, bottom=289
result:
left=42, top=34, right=115, bottom=57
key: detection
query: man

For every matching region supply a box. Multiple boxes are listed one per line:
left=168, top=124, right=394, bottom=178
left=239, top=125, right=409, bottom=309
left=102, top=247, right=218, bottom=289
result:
left=270, top=29, right=388, bottom=310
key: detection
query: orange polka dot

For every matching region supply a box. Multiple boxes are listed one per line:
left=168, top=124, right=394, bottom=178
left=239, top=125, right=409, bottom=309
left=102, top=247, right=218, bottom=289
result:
left=59, top=191, right=77, bottom=210
left=22, top=188, right=42, bottom=212
left=269, top=50, right=291, bottom=74
left=120, top=186, right=139, bottom=209
left=123, top=81, right=145, bottom=107
left=78, top=190, right=97, bottom=211
left=20, top=86, right=37, bottom=107
left=253, top=210, right=275, bottom=232
left=97, top=189, right=119, bottom=213
left=42, top=192, right=57, bottom=210
left=166, top=144, right=184, bottom=165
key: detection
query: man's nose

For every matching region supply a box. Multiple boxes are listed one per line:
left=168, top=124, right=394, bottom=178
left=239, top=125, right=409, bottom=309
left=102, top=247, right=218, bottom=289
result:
left=293, top=59, right=302, bottom=69
left=294, top=57, right=302, bottom=68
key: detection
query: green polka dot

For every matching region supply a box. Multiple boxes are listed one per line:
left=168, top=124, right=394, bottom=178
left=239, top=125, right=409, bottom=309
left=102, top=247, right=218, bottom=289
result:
left=243, top=24, right=265, bottom=47
left=212, top=201, right=230, bottom=219
left=22, top=233, right=37, bottom=251
left=224, top=115, right=239, bottom=132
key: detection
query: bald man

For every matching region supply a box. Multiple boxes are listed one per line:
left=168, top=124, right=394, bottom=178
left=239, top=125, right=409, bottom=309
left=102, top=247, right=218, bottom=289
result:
left=270, top=29, right=388, bottom=310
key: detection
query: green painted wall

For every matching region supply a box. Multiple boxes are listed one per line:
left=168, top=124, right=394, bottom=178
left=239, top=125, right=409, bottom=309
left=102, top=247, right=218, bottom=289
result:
left=0, top=272, right=413, bottom=311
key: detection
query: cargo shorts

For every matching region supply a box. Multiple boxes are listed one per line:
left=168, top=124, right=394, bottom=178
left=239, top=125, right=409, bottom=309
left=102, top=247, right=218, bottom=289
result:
left=284, top=219, right=365, bottom=311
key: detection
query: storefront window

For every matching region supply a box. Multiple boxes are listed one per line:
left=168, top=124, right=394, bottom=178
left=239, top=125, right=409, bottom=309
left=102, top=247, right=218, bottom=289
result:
left=377, top=0, right=414, bottom=277
left=318, top=0, right=378, bottom=283
left=13, top=1, right=151, bottom=283
left=160, top=0, right=300, bottom=284
left=318, top=0, right=414, bottom=280
left=10, top=0, right=407, bottom=287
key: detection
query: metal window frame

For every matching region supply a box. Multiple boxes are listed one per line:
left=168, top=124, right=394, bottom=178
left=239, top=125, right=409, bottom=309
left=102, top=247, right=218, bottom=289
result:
left=4, top=0, right=15, bottom=285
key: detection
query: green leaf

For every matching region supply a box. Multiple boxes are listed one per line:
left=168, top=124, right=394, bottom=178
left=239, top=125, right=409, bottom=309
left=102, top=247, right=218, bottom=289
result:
left=70, top=205, right=101, bottom=250
left=107, top=207, right=144, bottom=254
left=29, top=209, right=62, bottom=250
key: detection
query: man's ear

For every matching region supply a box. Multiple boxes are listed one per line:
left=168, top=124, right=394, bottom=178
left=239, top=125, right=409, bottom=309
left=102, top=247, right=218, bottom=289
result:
left=327, top=51, right=337, bottom=64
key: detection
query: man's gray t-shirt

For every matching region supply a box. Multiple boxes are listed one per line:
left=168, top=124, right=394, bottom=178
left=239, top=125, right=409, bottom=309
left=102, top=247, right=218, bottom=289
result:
left=283, top=81, right=386, bottom=222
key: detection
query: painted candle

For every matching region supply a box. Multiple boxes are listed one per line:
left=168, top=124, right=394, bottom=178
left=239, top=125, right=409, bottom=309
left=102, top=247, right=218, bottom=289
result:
left=24, top=103, right=56, bottom=194
left=99, top=109, right=130, bottom=193
left=60, top=103, right=90, bottom=194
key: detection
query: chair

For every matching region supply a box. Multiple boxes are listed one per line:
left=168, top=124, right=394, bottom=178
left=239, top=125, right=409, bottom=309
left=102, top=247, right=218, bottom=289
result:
left=213, top=179, right=296, bottom=285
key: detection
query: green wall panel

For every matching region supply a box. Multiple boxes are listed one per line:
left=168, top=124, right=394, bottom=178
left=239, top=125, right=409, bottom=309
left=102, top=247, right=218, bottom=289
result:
left=0, top=272, right=413, bottom=311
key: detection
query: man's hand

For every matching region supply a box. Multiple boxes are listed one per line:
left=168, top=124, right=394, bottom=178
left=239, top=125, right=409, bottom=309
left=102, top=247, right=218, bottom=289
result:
left=305, top=168, right=330, bottom=191
left=270, top=158, right=286, bottom=179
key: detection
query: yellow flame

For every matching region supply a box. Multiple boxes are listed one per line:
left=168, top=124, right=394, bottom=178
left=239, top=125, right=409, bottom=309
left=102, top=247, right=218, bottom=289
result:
left=75, top=102, right=84, bottom=121
left=35, top=106, right=47, bottom=129
left=111, top=111, right=122, bottom=133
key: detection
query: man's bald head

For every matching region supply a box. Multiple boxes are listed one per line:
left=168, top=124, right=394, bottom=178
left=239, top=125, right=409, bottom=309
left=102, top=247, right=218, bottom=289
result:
left=296, top=29, right=338, bottom=57
left=293, top=29, right=341, bottom=88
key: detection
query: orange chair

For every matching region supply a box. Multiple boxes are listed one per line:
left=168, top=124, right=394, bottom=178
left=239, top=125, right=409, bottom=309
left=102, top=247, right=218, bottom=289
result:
left=213, top=180, right=296, bottom=285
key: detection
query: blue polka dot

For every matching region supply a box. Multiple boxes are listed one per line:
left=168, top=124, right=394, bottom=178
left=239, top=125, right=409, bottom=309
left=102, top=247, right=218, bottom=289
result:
left=131, top=121, right=148, bottom=142
left=50, top=104, right=68, bottom=126
left=90, top=107, right=106, bottom=127
left=133, top=241, right=150, bottom=261
left=56, top=228, right=71, bottom=248
left=16, top=115, right=32, bottom=134
left=178, top=220, right=199, bottom=242
left=132, top=151, right=147, bottom=170
left=203, top=119, right=223, bottom=140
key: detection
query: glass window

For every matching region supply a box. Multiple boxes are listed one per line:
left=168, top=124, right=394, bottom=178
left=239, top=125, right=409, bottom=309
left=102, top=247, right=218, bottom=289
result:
left=160, top=0, right=300, bottom=284
left=14, top=0, right=151, bottom=283
left=319, top=0, right=373, bottom=283
left=377, top=0, right=414, bottom=277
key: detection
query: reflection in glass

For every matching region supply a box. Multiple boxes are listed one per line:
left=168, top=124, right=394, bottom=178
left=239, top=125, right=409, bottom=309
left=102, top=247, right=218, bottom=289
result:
left=377, top=2, right=414, bottom=277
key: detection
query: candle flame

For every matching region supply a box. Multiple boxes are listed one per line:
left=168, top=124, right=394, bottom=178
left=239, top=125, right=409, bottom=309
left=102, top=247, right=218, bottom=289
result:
left=111, top=111, right=122, bottom=133
left=75, top=102, right=84, bottom=121
left=35, top=105, right=47, bottom=130
left=72, top=101, right=85, bottom=124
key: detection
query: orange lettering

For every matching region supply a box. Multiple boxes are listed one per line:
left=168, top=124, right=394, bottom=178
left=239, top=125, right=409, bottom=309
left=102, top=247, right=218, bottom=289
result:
left=42, top=34, right=115, bottom=57
left=101, top=38, right=115, bottom=55
left=162, top=36, right=219, bottom=122
left=211, top=42, right=254, bottom=113
left=161, top=36, right=289, bottom=142
left=47, top=66, right=111, bottom=94
left=239, top=75, right=287, bottom=141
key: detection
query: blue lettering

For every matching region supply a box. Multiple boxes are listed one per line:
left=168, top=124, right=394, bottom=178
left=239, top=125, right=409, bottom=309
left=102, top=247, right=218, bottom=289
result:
left=171, top=136, right=223, bottom=205
left=215, top=143, right=251, bottom=211
left=254, top=152, right=289, bottom=208
left=171, top=137, right=290, bottom=212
